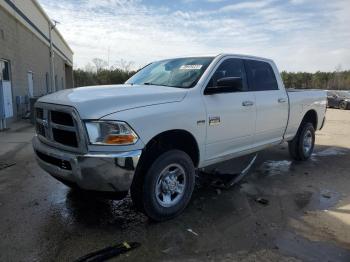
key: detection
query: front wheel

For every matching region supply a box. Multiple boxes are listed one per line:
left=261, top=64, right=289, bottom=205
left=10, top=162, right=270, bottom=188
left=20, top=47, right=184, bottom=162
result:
left=288, top=123, right=315, bottom=161
left=339, top=101, right=348, bottom=110
left=131, top=150, right=195, bottom=221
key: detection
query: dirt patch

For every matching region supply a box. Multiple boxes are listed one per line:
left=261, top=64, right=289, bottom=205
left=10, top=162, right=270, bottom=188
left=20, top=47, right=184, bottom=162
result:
left=290, top=199, right=350, bottom=250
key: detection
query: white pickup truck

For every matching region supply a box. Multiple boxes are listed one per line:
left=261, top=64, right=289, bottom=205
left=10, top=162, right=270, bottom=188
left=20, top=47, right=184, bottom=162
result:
left=33, top=54, right=327, bottom=221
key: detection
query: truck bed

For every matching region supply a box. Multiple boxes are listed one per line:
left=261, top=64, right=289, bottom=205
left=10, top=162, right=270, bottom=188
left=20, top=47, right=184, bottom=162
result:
left=284, top=89, right=327, bottom=140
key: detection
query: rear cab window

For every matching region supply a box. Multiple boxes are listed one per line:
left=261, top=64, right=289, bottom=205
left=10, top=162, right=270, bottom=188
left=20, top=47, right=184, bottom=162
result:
left=244, top=60, right=278, bottom=91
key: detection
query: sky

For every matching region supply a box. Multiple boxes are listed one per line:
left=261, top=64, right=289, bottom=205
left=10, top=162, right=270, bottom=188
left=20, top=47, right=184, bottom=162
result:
left=38, top=0, right=350, bottom=72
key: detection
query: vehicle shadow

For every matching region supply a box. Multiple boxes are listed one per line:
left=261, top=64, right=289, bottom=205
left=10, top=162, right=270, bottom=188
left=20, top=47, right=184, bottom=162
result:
left=64, top=189, right=147, bottom=227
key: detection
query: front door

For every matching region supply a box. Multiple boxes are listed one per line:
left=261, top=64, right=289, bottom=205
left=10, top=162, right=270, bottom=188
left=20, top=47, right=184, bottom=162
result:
left=0, top=60, right=13, bottom=119
left=203, top=58, right=256, bottom=162
left=27, top=71, right=34, bottom=97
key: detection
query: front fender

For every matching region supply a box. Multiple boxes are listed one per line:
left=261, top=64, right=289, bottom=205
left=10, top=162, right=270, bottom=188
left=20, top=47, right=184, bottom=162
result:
left=101, top=98, right=207, bottom=165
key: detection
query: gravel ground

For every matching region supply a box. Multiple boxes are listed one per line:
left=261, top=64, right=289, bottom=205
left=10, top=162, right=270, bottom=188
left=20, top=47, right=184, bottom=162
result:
left=0, top=108, right=350, bottom=262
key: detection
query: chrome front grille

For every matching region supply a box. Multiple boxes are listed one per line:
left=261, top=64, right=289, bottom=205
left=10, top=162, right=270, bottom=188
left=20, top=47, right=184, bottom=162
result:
left=35, top=103, right=86, bottom=153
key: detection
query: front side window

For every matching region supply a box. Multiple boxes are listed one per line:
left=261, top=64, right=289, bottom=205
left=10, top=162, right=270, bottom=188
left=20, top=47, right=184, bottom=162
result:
left=126, top=57, right=214, bottom=88
left=245, top=60, right=278, bottom=91
left=206, top=58, right=248, bottom=91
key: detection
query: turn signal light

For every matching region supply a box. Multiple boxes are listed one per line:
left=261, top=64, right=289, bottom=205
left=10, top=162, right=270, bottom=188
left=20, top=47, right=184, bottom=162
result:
left=105, top=134, right=137, bottom=144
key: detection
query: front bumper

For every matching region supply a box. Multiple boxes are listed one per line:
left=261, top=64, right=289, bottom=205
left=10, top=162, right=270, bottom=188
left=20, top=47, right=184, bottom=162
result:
left=32, top=136, right=142, bottom=193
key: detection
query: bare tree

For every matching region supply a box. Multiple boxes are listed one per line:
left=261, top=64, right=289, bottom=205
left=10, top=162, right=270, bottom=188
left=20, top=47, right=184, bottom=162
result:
left=113, top=59, right=135, bottom=71
left=84, top=62, right=95, bottom=72
left=92, top=58, right=108, bottom=72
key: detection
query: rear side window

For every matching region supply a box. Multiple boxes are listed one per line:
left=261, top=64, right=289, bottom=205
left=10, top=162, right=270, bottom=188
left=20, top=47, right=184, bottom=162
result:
left=245, top=60, right=278, bottom=91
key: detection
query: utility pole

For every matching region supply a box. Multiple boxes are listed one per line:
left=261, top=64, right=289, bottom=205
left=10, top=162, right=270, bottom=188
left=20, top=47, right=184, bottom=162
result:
left=49, top=20, right=59, bottom=93
left=107, top=46, right=110, bottom=68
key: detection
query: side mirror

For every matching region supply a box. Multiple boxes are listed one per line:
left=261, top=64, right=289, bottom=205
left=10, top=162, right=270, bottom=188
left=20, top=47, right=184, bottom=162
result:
left=205, top=77, right=243, bottom=95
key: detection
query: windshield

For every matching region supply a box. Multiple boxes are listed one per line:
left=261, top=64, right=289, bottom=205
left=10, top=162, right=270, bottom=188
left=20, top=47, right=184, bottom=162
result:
left=330, top=91, right=350, bottom=98
left=340, top=91, right=350, bottom=98
left=125, top=57, right=214, bottom=88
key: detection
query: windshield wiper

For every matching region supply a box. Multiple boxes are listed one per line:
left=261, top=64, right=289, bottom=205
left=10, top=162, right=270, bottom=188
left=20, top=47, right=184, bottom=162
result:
left=142, top=82, right=185, bottom=88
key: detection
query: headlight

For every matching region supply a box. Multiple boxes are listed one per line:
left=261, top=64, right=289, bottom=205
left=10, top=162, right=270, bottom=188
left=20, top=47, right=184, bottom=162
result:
left=85, top=121, right=138, bottom=145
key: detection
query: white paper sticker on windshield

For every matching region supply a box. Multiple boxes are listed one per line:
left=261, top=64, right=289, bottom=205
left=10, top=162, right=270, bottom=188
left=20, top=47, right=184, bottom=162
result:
left=180, top=65, right=203, bottom=70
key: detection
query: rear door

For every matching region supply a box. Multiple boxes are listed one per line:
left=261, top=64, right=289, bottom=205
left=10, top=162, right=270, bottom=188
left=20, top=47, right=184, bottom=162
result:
left=244, top=59, right=288, bottom=146
left=203, top=58, right=256, bottom=161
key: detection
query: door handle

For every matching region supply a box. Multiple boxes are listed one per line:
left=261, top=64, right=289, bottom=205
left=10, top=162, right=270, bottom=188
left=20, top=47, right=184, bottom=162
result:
left=242, top=101, right=254, bottom=107
left=278, top=98, right=287, bottom=103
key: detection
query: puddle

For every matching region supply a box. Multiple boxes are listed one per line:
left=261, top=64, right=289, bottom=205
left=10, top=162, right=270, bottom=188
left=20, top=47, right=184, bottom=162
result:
left=48, top=189, right=147, bottom=229
left=277, top=231, right=350, bottom=262
left=256, top=160, right=292, bottom=177
left=293, top=189, right=341, bottom=211
left=239, top=183, right=260, bottom=196
left=312, top=147, right=348, bottom=157
left=318, top=190, right=342, bottom=210
left=294, top=191, right=313, bottom=209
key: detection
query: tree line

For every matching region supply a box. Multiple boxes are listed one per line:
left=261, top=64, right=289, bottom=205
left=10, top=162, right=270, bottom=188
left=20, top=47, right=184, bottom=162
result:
left=73, top=58, right=135, bottom=87
left=73, top=58, right=350, bottom=90
left=281, top=70, right=350, bottom=90
left=73, top=68, right=135, bottom=87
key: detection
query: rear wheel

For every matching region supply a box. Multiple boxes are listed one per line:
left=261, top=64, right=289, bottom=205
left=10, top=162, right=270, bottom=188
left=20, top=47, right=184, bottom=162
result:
left=288, top=123, right=315, bottom=161
left=131, top=150, right=195, bottom=221
left=339, top=101, right=348, bottom=110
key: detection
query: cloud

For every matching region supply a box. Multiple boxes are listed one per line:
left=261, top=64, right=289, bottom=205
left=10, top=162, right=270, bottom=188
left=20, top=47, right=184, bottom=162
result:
left=290, top=0, right=305, bottom=4
left=38, top=0, right=350, bottom=72
left=206, top=0, right=227, bottom=2
left=219, top=0, right=274, bottom=12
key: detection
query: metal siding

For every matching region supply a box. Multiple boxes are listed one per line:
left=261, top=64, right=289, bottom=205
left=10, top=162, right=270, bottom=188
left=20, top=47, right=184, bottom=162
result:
left=0, top=5, right=72, bottom=120
left=0, top=0, right=73, bottom=64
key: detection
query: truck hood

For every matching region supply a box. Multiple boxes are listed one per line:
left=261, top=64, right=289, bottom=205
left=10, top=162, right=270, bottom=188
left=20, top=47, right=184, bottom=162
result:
left=38, top=84, right=188, bottom=119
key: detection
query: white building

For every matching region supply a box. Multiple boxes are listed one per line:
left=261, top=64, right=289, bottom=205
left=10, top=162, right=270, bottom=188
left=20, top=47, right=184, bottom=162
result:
left=0, top=0, right=73, bottom=127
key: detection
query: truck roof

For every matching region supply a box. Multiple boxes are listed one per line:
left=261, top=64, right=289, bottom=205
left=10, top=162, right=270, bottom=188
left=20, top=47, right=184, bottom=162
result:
left=218, top=53, right=274, bottom=62
left=157, top=53, right=274, bottom=63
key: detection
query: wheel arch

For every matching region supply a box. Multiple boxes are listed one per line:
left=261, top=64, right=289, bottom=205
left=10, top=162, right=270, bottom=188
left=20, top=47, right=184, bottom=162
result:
left=144, top=129, right=200, bottom=166
left=300, top=109, right=318, bottom=130
left=134, top=129, right=200, bottom=182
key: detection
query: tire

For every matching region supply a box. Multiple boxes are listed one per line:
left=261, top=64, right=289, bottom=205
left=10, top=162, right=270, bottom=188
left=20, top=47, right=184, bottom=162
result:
left=339, top=101, right=348, bottom=110
left=288, top=123, right=315, bottom=161
left=131, top=149, right=195, bottom=221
